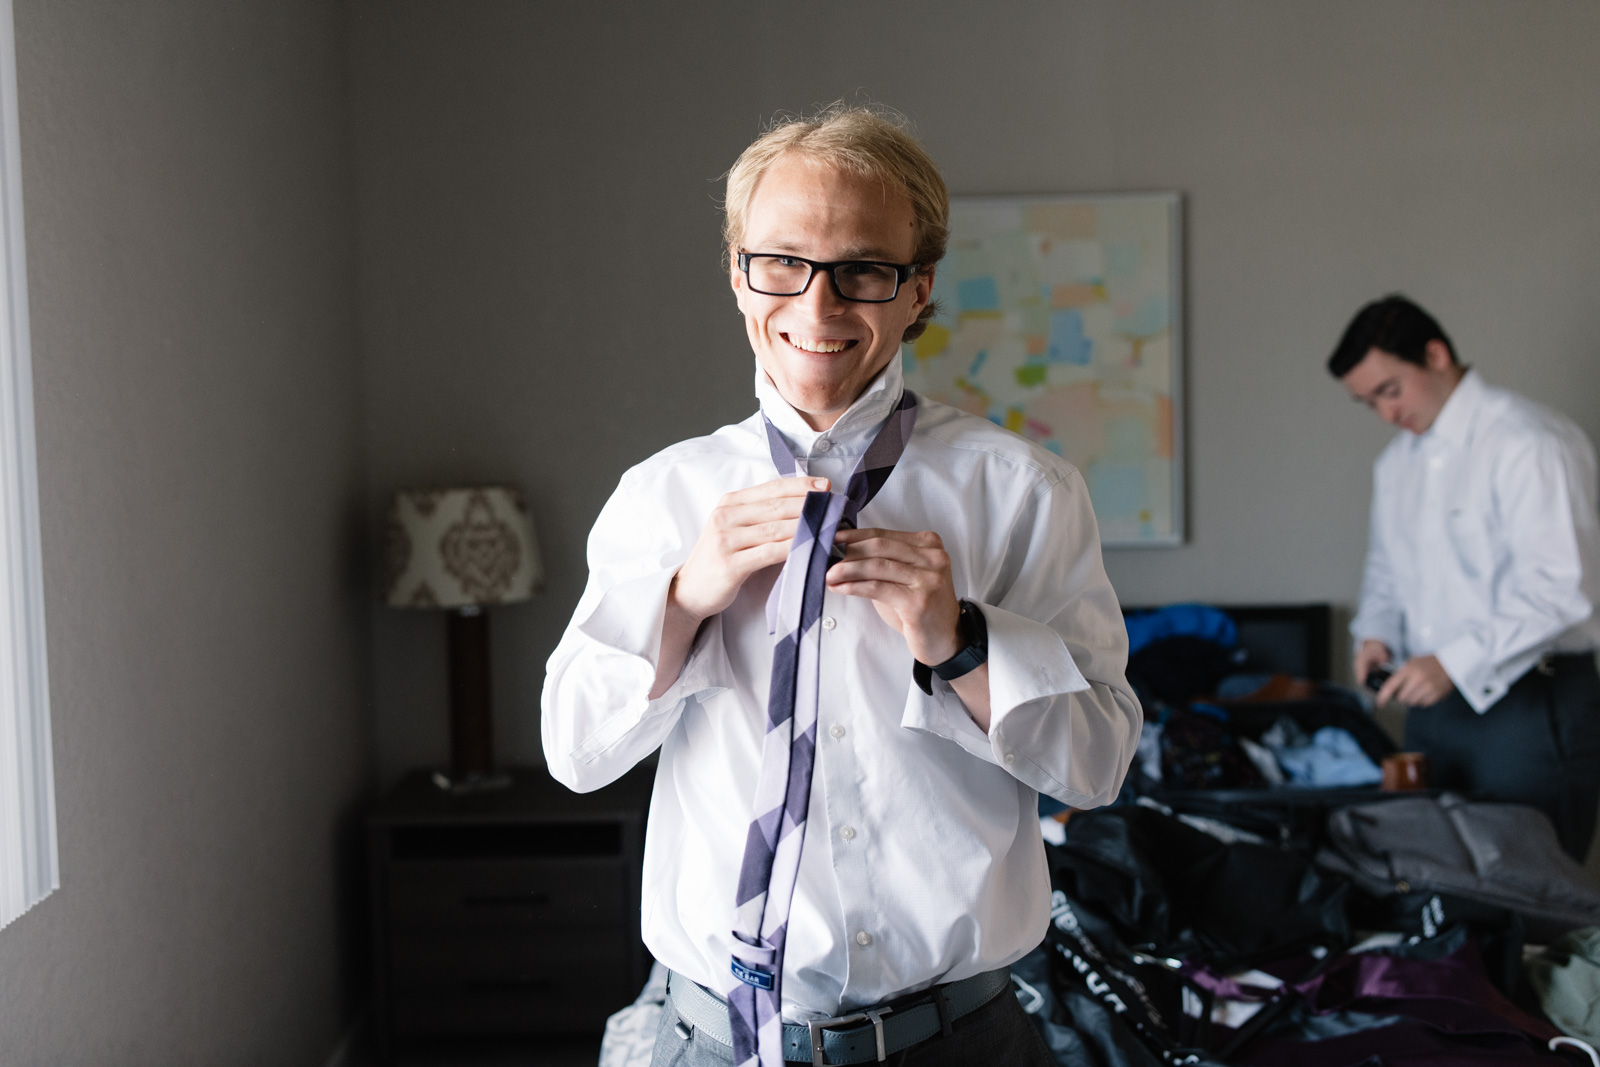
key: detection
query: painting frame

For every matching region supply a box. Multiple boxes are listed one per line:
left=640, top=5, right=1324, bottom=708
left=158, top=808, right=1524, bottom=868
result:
left=904, top=191, right=1185, bottom=547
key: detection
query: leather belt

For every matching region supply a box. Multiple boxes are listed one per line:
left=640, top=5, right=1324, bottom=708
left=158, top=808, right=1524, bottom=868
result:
left=666, top=968, right=1012, bottom=1065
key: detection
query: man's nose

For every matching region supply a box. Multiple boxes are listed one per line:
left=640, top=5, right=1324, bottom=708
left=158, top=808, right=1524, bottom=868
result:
left=795, top=268, right=846, bottom=313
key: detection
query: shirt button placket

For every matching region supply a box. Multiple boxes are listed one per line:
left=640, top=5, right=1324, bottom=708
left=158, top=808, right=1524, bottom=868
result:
left=815, top=597, right=875, bottom=993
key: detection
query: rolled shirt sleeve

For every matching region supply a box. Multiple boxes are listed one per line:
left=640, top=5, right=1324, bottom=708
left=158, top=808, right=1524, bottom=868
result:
left=899, top=468, right=1141, bottom=808
left=1435, top=436, right=1596, bottom=711
left=542, top=468, right=731, bottom=792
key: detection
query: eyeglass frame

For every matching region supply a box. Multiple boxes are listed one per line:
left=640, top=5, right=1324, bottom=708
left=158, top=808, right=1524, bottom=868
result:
left=736, top=252, right=919, bottom=304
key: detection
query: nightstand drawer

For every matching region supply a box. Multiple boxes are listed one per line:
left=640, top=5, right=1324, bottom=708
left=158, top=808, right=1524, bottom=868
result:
left=387, top=858, right=627, bottom=928
left=389, top=924, right=631, bottom=985
left=390, top=979, right=632, bottom=1036
left=367, top=765, right=654, bottom=1057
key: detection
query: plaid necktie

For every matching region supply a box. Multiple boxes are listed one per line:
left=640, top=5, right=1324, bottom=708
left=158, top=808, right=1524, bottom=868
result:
left=727, top=389, right=919, bottom=1067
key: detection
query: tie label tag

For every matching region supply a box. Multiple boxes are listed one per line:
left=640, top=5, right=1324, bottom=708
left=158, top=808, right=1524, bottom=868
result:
left=731, top=959, right=775, bottom=990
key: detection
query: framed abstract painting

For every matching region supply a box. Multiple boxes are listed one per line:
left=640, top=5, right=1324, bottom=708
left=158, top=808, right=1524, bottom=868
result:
left=904, top=192, right=1184, bottom=545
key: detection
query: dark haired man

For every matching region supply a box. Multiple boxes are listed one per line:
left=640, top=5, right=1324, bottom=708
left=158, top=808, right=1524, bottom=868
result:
left=1331, top=294, right=1600, bottom=859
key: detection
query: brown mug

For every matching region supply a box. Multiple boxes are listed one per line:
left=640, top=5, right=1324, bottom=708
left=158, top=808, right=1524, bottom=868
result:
left=1381, top=752, right=1429, bottom=791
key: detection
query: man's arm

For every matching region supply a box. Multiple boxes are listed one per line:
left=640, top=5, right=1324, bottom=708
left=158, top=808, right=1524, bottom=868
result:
left=649, top=476, right=822, bottom=698
left=1432, top=434, right=1597, bottom=710
left=826, top=527, right=988, bottom=721
left=830, top=469, right=1140, bottom=808
left=544, top=471, right=821, bottom=791
left=1350, top=458, right=1407, bottom=682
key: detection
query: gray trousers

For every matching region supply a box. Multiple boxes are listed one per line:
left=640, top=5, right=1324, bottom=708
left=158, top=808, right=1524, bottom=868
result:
left=648, top=981, right=1054, bottom=1067
left=1406, top=653, right=1600, bottom=861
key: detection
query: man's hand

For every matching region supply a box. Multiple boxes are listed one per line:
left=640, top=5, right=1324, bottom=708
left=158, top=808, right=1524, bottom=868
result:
left=671, top=477, right=826, bottom=620
left=1354, top=639, right=1393, bottom=688
left=827, top=527, right=962, bottom=665
left=650, top=476, right=822, bottom=699
left=827, top=526, right=993, bottom=731
left=1375, top=654, right=1455, bottom=708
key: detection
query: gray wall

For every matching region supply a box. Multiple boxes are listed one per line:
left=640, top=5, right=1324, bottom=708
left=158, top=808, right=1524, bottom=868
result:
left=350, top=0, right=1600, bottom=782
left=0, top=2, right=369, bottom=1064
left=1, top=2, right=1595, bottom=1059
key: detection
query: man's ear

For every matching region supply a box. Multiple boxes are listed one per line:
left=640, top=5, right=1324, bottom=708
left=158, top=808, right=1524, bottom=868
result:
left=910, top=264, right=936, bottom=314
left=1424, top=338, right=1454, bottom=370
left=729, top=248, right=751, bottom=316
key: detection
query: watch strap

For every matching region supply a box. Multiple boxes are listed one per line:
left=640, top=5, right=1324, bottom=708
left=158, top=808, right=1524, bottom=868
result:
left=913, top=600, right=989, bottom=695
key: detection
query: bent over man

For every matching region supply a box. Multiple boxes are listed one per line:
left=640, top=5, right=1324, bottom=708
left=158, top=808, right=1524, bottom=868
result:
left=1332, top=294, right=1600, bottom=860
left=543, top=106, right=1140, bottom=1067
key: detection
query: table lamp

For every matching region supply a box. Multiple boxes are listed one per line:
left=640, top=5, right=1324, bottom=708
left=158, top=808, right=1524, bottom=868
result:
left=385, top=486, right=542, bottom=792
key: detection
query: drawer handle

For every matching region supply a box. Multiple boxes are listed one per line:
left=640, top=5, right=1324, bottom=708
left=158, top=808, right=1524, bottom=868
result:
left=462, top=892, right=552, bottom=909
left=467, top=977, right=555, bottom=992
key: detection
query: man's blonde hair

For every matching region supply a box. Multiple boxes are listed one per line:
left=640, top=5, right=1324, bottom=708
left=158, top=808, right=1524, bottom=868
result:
left=723, top=103, right=949, bottom=342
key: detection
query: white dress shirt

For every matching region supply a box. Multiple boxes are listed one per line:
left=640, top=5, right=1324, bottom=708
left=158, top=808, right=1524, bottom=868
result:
left=1352, top=369, right=1600, bottom=711
left=542, top=355, right=1140, bottom=1021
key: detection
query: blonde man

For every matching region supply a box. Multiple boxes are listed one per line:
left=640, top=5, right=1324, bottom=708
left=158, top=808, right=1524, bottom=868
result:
left=544, top=105, right=1139, bottom=1066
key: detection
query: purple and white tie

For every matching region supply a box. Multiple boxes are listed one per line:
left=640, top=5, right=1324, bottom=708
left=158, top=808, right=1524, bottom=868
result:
left=727, top=390, right=919, bottom=1067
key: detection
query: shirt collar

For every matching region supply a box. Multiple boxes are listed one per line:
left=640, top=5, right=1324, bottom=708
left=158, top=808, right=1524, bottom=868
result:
left=754, top=353, right=906, bottom=457
left=1422, top=367, right=1481, bottom=449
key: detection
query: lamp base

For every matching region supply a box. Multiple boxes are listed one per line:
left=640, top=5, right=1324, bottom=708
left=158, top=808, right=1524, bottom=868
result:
left=431, top=769, right=514, bottom=795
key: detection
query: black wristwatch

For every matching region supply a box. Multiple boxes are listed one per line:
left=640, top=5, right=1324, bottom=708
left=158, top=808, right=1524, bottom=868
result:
left=913, top=600, right=989, bottom=695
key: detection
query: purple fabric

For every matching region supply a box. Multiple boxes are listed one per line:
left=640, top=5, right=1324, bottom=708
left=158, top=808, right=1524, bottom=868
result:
left=1298, top=940, right=1558, bottom=1042
left=727, top=390, right=918, bottom=1067
left=1203, top=938, right=1569, bottom=1067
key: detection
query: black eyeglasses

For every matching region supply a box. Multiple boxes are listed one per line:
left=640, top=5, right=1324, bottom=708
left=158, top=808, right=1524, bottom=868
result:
left=737, top=252, right=917, bottom=304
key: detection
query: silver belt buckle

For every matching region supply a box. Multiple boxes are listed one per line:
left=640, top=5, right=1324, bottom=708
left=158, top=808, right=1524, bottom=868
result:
left=807, top=1005, right=892, bottom=1065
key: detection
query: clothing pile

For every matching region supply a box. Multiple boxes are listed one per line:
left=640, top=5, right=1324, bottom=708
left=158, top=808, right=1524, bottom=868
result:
left=1121, top=605, right=1396, bottom=797
left=1020, top=793, right=1600, bottom=1066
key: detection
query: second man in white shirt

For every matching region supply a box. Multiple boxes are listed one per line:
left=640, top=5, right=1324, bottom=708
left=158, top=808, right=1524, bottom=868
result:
left=1332, top=294, right=1600, bottom=860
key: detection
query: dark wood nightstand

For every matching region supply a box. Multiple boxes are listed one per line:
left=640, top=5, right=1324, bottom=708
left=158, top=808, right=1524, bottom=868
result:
left=367, top=764, right=654, bottom=1063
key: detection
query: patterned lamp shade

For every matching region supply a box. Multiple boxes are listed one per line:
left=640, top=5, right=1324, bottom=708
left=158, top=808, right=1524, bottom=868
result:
left=385, top=486, right=542, bottom=609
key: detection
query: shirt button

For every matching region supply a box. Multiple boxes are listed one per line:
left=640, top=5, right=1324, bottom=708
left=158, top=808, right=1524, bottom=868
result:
left=1420, top=625, right=1433, bottom=638
left=1004, top=753, right=1016, bottom=765
left=855, top=931, right=872, bottom=947
left=830, top=724, right=846, bottom=739
left=840, top=826, right=856, bottom=840
left=815, top=439, right=832, bottom=453
left=821, top=617, right=837, bottom=631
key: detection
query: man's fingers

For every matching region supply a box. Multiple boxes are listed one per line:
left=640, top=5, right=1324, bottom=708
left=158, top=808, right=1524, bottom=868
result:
left=718, top=519, right=802, bottom=553
left=826, top=556, right=941, bottom=590
left=718, top=476, right=827, bottom=510
left=1375, top=672, right=1403, bottom=706
left=834, top=532, right=950, bottom=570
left=834, top=527, right=943, bottom=549
left=730, top=540, right=792, bottom=575
left=714, top=496, right=808, bottom=532
left=828, top=578, right=910, bottom=605
left=1376, top=664, right=1436, bottom=708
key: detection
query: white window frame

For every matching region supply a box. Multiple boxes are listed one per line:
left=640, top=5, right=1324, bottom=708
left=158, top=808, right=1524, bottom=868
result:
left=0, top=0, right=58, bottom=930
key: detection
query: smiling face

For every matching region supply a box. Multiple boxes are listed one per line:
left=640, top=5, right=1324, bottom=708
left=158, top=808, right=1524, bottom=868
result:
left=1341, top=339, right=1464, bottom=434
left=731, top=153, right=933, bottom=430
